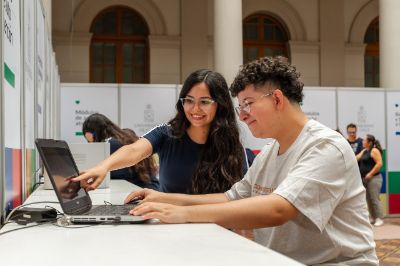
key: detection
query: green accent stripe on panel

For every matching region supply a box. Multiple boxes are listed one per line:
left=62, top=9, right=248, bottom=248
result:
left=4, top=63, right=15, bottom=88
left=388, top=172, right=400, bottom=194
left=75, top=132, right=84, bottom=136
left=381, top=149, right=387, bottom=172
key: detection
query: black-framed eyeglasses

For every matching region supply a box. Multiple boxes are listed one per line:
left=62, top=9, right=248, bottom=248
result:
left=180, top=97, right=216, bottom=109
left=234, top=92, right=273, bottom=116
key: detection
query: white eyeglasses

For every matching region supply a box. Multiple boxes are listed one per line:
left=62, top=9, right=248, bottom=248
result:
left=180, top=97, right=216, bottom=110
left=235, top=92, right=273, bottom=116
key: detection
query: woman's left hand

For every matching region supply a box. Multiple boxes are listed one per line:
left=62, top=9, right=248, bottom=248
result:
left=130, top=202, right=188, bottom=224
left=365, top=173, right=373, bottom=180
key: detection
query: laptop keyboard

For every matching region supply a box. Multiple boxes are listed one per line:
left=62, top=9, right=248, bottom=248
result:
left=86, top=204, right=137, bottom=216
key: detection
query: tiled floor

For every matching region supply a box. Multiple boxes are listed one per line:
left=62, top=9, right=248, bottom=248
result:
left=375, top=218, right=400, bottom=266
left=376, top=239, right=400, bottom=266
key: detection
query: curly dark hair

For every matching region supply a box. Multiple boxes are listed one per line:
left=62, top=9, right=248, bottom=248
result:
left=230, top=56, right=304, bottom=103
left=169, top=69, right=244, bottom=194
left=82, top=113, right=158, bottom=183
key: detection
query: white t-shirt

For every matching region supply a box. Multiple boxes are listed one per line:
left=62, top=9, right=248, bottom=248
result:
left=226, top=120, right=378, bottom=265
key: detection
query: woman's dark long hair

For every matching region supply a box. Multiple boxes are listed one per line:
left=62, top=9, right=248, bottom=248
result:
left=82, top=113, right=158, bottom=183
left=169, top=69, right=244, bottom=194
left=366, top=134, right=383, bottom=154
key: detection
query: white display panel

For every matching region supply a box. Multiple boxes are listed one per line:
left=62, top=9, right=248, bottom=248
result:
left=338, top=88, right=386, bottom=147
left=120, top=84, right=177, bottom=136
left=44, top=30, right=51, bottom=138
left=55, top=67, right=61, bottom=139
left=51, top=53, right=57, bottom=138
left=23, top=0, right=35, bottom=149
left=3, top=0, right=21, bottom=148
left=61, top=84, right=119, bottom=143
left=302, top=87, right=337, bottom=130
left=2, top=0, right=21, bottom=148
left=386, top=91, right=400, bottom=170
left=3, top=0, right=22, bottom=211
left=0, top=1, right=3, bottom=223
left=36, top=2, right=45, bottom=138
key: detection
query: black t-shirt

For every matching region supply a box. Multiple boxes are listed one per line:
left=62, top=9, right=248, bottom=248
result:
left=359, top=149, right=377, bottom=178
left=245, top=148, right=256, bottom=167
left=348, top=137, right=363, bottom=155
left=108, top=138, right=159, bottom=190
left=143, top=124, right=205, bottom=193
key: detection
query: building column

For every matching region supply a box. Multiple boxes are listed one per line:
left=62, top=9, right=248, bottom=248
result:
left=214, top=0, right=242, bottom=85
left=53, top=32, right=92, bottom=82
left=289, top=41, right=320, bottom=86
left=345, top=43, right=367, bottom=87
left=42, top=0, right=52, bottom=35
left=148, top=35, right=180, bottom=84
left=180, top=0, right=208, bottom=83
left=380, top=0, right=400, bottom=88
left=319, top=0, right=345, bottom=86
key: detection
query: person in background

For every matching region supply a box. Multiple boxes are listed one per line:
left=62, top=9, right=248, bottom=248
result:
left=356, top=134, right=384, bottom=227
left=82, top=113, right=159, bottom=190
left=125, top=57, right=378, bottom=265
left=346, top=123, right=363, bottom=155
left=122, top=128, right=140, bottom=139
left=74, top=69, right=246, bottom=194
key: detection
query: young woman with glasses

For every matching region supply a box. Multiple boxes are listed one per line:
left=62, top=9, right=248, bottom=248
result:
left=81, top=113, right=160, bottom=190
left=74, top=69, right=246, bottom=194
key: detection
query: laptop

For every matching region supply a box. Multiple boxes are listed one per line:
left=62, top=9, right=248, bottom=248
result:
left=35, top=138, right=146, bottom=223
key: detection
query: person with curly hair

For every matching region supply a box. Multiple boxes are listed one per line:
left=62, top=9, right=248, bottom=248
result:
left=125, top=57, right=378, bottom=265
left=82, top=113, right=159, bottom=190
left=74, top=69, right=246, bottom=194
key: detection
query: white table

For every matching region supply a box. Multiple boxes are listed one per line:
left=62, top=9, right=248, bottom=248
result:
left=0, top=180, right=303, bottom=266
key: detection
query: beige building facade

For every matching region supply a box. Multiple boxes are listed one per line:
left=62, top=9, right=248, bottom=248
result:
left=52, top=0, right=395, bottom=88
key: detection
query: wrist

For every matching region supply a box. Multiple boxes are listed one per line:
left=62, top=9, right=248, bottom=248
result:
left=101, top=160, right=112, bottom=172
left=183, top=206, right=191, bottom=223
left=158, top=192, right=170, bottom=203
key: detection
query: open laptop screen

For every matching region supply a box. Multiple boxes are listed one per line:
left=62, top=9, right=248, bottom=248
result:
left=41, top=146, right=87, bottom=203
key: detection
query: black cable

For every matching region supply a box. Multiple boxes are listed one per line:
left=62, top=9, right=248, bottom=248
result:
left=32, top=181, right=44, bottom=191
left=30, top=167, right=45, bottom=190
left=44, top=205, right=64, bottom=216
left=1, top=215, right=122, bottom=237
left=3, top=201, right=61, bottom=224
left=1, top=201, right=123, bottom=235
left=104, top=200, right=113, bottom=205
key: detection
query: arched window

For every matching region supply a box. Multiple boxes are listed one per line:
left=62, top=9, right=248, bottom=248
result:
left=364, top=17, right=379, bottom=87
left=243, top=14, right=289, bottom=63
left=90, top=6, right=149, bottom=83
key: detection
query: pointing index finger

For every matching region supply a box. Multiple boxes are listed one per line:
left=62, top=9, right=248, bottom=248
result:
left=71, top=172, right=92, bottom=182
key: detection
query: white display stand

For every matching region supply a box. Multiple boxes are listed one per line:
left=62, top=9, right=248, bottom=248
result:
left=337, top=88, right=386, bottom=146
left=60, top=83, right=119, bottom=143
left=120, top=84, right=177, bottom=136
left=302, top=87, right=337, bottom=129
